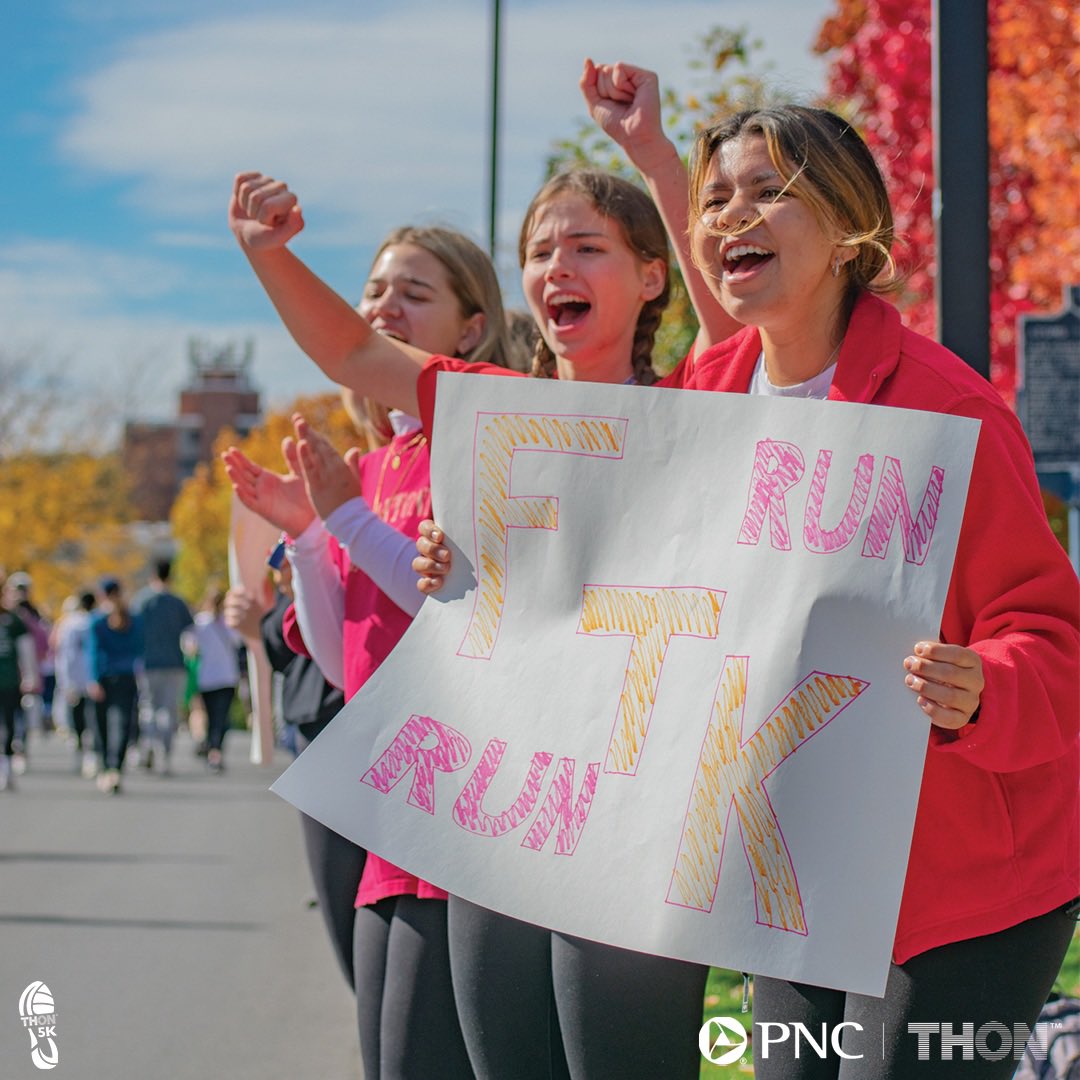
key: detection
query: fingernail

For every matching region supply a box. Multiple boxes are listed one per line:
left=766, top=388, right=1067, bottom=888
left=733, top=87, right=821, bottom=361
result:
left=436, top=548, right=448, bottom=561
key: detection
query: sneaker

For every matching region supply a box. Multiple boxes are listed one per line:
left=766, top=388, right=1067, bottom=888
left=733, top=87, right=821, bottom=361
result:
left=81, top=752, right=99, bottom=779
left=207, top=749, right=224, bottom=773
left=11, top=751, right=27, bottom=776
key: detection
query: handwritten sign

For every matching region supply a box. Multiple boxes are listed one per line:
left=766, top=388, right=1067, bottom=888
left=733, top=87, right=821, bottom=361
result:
left=273, top=374, right=980, bottom=995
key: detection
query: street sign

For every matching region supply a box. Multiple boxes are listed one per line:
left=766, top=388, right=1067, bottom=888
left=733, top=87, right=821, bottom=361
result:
left=1018, top=285, right=1080, bottom=504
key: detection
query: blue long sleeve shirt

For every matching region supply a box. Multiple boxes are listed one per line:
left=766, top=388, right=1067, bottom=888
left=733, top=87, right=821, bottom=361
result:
left=89, top=611, right=144, bottom=679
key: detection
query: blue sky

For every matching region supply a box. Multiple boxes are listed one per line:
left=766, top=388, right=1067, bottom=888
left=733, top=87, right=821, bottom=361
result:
left=4, top=0, right=827, bottom=433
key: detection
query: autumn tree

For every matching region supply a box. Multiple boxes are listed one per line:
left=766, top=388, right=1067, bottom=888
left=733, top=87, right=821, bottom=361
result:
left=985, top=0, right=1079, bottom=399
left=814, top=0, right=1079, bottom=401
left=169, top=393, right=364, bottom=604
left=0, top=450, right=141, bottom=614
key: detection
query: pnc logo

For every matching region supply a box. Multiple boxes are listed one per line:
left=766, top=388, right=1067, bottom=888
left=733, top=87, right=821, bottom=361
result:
left=699, top=1015, right=749, bottom=1065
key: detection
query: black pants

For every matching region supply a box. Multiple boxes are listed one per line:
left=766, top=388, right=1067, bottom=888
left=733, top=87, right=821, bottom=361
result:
left=96, top=674, right=138, bottom=771
left=352, top=895, right=473, bottom=1080
left=294, top=730, right=366, bottom=991
left=0, top=687, right=19, bottom=756
left=752, top=900, right=1078, bottom=1079
left=68, top=694, right=90, bottom=745
left=298, top=812, right=365, bottom=990
left=448, top=895, right=707, bottom=1079
left=201, top=686, right=234, bottom=753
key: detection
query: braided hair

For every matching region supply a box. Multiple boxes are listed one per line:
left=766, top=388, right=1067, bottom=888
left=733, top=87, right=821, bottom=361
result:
left=518, top=169, right=670, bottom=385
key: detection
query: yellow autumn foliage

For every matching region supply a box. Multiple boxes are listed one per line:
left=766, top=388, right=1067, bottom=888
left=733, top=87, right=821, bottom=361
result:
left=169, top=393, right=365, bottom=605
left=0, top=451, right=142, bottom=616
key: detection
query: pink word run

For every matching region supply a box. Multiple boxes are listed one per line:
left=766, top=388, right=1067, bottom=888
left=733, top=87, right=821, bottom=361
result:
left=359, top=412, right=921, bottom=933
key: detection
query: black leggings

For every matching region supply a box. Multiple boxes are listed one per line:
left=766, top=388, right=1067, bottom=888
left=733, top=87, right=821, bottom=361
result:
left=201, top=686, right=234, bottom=753
left=448, top=896, right=707, bottom=1080
left=353, top=895, right=473, bottom=1080
left=0, top=687, right=18, bottom=757
left=96, top=674, right=138, bottom=771
left=752, top=900, right=1078, bottom=1079
left=69, top=694, right=90, bottom=745
left=298, top=812, right=365, bottom=991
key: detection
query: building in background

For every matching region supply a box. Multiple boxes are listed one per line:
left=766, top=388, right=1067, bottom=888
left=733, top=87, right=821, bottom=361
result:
left=123, top=340, right=261, bottom=522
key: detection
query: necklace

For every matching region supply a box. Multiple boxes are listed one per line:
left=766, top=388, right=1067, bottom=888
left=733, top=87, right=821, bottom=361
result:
left=372, top=432, right=427, bottom=517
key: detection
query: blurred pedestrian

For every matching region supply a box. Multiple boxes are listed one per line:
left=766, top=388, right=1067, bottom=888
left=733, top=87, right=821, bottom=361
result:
left=51, top=591, right=98, bottom=777
left=185, top=586, right=241, bottom=773
left=88, top=577, right=144, bottom=795
left=133, top=559, right=194, bottom=775
left=3, top=571, right=51, bottom=772
left=0, top=569, right=40, bottom=792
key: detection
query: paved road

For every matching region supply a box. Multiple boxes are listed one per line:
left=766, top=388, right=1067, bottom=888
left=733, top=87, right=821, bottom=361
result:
left=1, top=726, right=360, bottom=1080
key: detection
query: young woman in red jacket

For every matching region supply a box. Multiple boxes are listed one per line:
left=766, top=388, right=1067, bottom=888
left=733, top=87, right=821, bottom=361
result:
left=414, top=63, right=1080, bottom=1080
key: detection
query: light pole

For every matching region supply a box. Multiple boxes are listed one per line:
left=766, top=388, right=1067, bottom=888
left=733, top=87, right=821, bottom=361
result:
left=931, top=0, right=990, bottom=379
left=487, top=0, right=502, bottom=259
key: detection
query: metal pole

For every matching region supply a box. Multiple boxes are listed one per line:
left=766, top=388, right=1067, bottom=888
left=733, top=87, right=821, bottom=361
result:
left=487, top=0, right=502, bottom=259
left=931, top=0, right=990, bottom=378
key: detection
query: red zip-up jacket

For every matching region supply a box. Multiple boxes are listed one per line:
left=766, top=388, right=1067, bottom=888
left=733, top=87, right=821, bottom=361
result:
left=669, top=292, right=1079, bottom=963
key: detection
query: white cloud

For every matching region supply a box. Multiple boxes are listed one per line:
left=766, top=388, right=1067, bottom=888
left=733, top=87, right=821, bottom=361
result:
left=0, top=239, right=184, bottom=312
left=57, top=0, right=826, bottom=243
left=59, top=6, right=493, bottom=234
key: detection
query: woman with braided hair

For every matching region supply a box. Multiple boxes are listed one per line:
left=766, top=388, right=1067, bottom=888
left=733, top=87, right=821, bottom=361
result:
left=229, top=105, right=739, bottom=1071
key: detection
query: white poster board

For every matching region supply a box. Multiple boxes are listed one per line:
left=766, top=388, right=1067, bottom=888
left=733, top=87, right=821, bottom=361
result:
left=228, top=493, right=279, bottom=766
left=273, top=374, right=980, bottom=995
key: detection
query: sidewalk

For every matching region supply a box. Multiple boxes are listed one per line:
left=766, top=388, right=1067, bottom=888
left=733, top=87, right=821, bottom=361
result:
left=0, top=725, right=360, bottom=1080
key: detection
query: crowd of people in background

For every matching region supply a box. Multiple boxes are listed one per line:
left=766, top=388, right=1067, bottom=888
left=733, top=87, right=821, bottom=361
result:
left=0, top=561, right=246, bottom=795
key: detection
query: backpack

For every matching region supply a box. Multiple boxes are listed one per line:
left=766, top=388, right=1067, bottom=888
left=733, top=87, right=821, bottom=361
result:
left=1013, top=996, right=1080, bottom=1080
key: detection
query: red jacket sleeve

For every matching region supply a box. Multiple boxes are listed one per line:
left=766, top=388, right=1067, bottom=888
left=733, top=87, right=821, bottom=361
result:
left=418, top=355, right=531, bottom=440
left=281, top=602, right=312, bottom=661
left=930, top=390, right=1080, bottom=773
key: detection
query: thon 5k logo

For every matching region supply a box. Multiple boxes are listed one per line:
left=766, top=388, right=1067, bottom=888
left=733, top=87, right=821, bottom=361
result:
left=18, top=981, right=59, bottom=1071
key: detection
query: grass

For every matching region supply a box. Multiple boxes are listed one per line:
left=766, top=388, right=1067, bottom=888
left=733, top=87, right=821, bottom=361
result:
left=699, top=926, right=1080, bottom=1078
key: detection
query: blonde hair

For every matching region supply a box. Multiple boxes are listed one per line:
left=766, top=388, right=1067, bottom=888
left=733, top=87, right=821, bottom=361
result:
left=517, top=169, right=671, bottom=386
left=688, top=105, right=902, bottom=314
left=362, top=226, right=511, bottom=445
